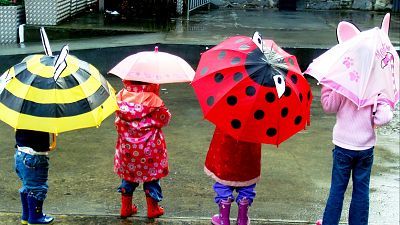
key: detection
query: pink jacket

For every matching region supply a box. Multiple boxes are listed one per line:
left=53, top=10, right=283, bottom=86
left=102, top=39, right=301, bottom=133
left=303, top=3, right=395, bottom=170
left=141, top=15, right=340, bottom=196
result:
left=114, top=82, right=171, bottom=183
left=321, top=86, right=393, bottom=150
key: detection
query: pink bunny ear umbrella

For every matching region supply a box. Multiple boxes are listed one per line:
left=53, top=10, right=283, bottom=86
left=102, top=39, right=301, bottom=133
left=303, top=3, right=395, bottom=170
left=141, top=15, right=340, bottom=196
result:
left=305, top=13, right=399, bottom=109
left=108, top=46, right=195, bottom=84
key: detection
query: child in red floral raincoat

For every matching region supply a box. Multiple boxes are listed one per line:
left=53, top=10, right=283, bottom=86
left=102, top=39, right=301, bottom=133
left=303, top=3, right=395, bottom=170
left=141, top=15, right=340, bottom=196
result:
left=114, top=80, right=171, bottom=219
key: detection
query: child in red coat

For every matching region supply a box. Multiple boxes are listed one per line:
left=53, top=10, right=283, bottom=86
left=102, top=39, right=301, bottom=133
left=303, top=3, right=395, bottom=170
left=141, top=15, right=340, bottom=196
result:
left=114, top=80, right=171, bottom=219
left=205, top=127, right=262, bottom=225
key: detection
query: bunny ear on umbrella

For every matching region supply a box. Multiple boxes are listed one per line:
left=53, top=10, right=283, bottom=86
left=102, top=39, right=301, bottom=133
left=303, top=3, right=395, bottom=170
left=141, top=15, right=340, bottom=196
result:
left=40, top=27, right=53, bottom=56
left=0, top=33, right=118, bottom=134
left=192, top=32, right=312, bottom=145
left=306, top=15, right=399, bottom=109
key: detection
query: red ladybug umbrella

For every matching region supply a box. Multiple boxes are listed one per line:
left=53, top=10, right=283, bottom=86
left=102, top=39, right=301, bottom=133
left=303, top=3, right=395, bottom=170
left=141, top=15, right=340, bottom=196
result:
left=192, top=32, right=312, bottom=145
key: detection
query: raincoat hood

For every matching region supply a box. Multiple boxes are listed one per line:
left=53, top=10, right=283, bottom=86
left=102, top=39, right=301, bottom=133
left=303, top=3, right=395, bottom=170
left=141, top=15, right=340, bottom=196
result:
left=116, top=82, right=164, bottom=120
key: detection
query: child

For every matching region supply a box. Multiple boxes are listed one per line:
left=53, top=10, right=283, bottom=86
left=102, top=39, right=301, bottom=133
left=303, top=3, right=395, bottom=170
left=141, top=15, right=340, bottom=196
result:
left=15, top=129, right=56, bottom=225
left=114, top=80, right=171, bottom=219
left=317, top=86, right=393, bottom=225
left=205, top=127, right=262, bottom=225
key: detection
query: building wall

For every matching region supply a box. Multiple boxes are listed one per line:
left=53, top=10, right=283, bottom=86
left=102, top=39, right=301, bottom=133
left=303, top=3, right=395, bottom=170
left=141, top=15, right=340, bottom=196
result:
left=220, top=0, right=394, bottom=10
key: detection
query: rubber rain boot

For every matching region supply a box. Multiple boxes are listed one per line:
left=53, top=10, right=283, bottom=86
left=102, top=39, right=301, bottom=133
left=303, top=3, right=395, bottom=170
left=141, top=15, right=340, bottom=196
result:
left=237, top=198, right=250, bottom=225
left=27, top=196, right=54, bottom=225
left=211, top=199, right=231, bottom=225
left=120, top=194, right=138, bottom=218
left=20, top=192, right=29, bottom=225
left=145, top=194, right=164, bottom=218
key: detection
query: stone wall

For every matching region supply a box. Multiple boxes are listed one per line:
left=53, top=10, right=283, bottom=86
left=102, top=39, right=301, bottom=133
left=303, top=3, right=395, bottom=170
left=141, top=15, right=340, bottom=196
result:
left=213, top=0, right=394, bottom=10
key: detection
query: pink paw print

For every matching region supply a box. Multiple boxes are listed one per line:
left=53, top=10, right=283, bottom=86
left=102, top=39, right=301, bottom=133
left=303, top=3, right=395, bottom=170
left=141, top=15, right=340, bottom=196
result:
left=349, top=70, right=359, bottom=82
left=342, top=57, right=354, bottom=69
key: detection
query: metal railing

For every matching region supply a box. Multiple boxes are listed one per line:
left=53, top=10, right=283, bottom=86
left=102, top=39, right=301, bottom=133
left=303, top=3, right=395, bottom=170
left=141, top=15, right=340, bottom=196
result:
left=184, top=0, right=210, bottom=20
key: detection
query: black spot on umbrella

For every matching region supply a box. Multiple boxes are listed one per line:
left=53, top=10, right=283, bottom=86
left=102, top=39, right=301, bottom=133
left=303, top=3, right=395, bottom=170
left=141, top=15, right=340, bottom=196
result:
left=244, top=48, right=286, bottom=87
left=246, top=86, right=256, bottom=96
left=233, top=72, right=243, bottom=81
left=201, top=67, right=208, bottom=75
left=299, top=93, right=303, bottom=102
left=290, top=74, right=298, bottom=84
left=214, top=73, right=224, bottom=83
left=254, top=110, right=264, bottom=120
left=288, top=58, right=295, bottom=66
left=227, top=96, right=237, bottom=106
left=281, top=107, right=288, bottom=118
left=294, top=116, right=302, bottom=125
left=231, top=119, right=241, bottom=129
left=218, top=51, right=226, bottom=60
left=207, top=96, right=214, bottom=106
left=283, top=86, right=291, bottom=97
left=265, top=92, right=275, bottom=103
left=231, top=57, right=241, bottom=65
left=307, top=91, right=311, bottom=101
left=266, top=128, right=277, bottom=137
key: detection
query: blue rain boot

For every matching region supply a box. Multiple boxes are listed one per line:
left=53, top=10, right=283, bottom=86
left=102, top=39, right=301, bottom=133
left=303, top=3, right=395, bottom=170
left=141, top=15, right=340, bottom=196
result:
left=27, top=196, right=54, bottom=225
left=20, top=192, right=29, bottom=225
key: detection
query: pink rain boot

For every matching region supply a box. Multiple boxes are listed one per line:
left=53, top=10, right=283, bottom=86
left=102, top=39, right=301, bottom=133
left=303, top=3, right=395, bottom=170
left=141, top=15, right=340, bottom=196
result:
left=316, top=219, right=323, bottom=225
left=211, top=199, right=231, bottom=225
left=237, top=198, right=250, bottom=225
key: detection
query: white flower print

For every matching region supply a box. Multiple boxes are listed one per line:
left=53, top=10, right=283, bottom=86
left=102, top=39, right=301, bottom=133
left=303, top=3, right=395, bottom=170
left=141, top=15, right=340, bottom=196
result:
left=134, top=104, right=143, bottom=112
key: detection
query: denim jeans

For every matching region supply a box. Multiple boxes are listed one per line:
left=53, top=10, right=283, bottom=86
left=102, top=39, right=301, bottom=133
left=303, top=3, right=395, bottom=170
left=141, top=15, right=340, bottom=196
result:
left=14, top=150, right=50, bottom=201
left=322, top=145, right=374, bottom=225
left=118, top=179, right=163, bottom=202
left=213, top=182, right=256, bottom=205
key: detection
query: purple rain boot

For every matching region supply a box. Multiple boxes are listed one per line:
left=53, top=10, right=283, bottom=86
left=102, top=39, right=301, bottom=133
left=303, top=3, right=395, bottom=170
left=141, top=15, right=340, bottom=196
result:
left=237, top=198, right=250, bottom=225
left=211, top=199, right=231, bottom=225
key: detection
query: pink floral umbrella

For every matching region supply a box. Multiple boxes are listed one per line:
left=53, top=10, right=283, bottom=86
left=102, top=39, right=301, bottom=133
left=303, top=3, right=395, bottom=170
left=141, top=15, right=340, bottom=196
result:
left=305, top=13, right=399, bottom=109
left=109, top=46, right=195, bottom=84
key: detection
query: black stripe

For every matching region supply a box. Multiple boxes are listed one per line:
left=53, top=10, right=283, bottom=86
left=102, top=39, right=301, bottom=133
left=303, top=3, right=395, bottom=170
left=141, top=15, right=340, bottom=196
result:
left=14, top=66, right=91, bottom=90
left=0, top=86, right=110, bottom=118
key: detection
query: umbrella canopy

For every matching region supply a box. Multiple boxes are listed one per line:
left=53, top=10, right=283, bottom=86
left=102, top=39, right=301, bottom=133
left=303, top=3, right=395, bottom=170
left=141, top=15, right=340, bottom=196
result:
left=192, top=32, right=312, bottom=145
left=305, top=13, right=399, bottom=109
left=109, top=46, right=195, bottom=84
left=0, top=47, right=118, bottom=134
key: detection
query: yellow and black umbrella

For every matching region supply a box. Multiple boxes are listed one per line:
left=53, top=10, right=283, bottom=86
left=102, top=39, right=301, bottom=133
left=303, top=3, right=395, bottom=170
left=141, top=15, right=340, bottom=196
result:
left=0, top=45, right=118, bottom=134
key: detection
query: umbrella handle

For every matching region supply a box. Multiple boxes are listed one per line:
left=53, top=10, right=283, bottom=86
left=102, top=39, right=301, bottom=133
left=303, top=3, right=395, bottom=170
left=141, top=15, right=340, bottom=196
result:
left=49, top=133, right=57, bottom=151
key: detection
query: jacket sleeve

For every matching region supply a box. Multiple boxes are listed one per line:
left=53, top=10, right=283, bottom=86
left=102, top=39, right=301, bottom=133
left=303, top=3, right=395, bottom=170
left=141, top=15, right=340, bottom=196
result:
left=152, top=104, right=171, bottom=128
left=373, top=102, right=393, bottom=127
left=320, top=85, right=342, bottom=113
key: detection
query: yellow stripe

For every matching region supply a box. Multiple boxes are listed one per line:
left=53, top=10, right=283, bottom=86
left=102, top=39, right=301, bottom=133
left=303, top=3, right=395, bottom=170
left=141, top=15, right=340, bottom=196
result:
left=5, top=64, right=106, bottom=104
left=26, top=55, right=80, bottom=78
left=0, top=96, right=118, bottom=134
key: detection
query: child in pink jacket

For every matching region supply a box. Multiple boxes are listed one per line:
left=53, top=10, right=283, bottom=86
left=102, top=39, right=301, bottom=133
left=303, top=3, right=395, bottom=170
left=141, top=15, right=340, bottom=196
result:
left=114, top=80, right=171, bottom=219
left=318, top=85, right=393, bottom=225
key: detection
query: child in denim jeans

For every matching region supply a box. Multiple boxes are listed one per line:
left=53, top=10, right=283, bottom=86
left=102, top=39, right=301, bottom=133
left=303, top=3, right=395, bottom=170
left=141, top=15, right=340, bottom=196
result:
left=317, top=86, right=393, bottom=225
left=205, top=127, right=262, bottom=225
left=114, top=80, right=171, bottom=219
left=15, top=129, right=56, bottom=225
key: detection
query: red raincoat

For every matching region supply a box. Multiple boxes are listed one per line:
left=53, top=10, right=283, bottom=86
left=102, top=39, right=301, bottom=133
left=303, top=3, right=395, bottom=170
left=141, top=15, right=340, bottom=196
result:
left=204, top=127, right=262, bottom=187
left=114, top=82, right=171, bottom=183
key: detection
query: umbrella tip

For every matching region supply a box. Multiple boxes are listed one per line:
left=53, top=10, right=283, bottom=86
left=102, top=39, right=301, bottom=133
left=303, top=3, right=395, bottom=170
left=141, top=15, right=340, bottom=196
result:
left=155, top=46, right=159, bottom=53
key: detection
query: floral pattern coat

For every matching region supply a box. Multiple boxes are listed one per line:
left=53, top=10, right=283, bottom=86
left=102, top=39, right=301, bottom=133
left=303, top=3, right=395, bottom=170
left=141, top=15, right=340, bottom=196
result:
left=114, top=82, right=171, bottom=183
